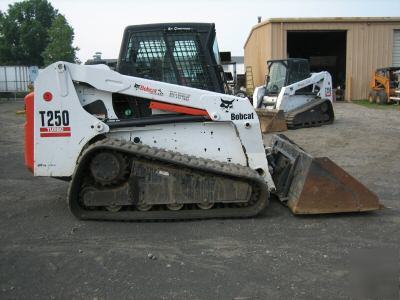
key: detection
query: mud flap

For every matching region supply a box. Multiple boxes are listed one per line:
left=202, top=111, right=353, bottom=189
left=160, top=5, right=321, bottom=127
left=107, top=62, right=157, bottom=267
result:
left=269, top=134, right=381, bottom=214
left=256, top=109, right=288, bottom=134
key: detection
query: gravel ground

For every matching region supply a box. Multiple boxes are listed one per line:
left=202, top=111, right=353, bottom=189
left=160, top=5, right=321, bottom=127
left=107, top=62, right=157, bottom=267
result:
left=0, top=101, right=399, bottom=300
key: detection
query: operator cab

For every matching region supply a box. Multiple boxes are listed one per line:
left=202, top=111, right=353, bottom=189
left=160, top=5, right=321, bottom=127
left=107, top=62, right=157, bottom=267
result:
left=117, top=23, right=227, bottom=93
left=112, top=23, right=230, bottom=120
left=375, top=67, right=400, bottom=89
left=264, top=58, right=311, bottom=96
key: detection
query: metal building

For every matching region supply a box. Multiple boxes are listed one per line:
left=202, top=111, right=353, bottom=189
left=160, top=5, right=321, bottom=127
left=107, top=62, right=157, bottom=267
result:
left=244, top=17, right=400, bottom=100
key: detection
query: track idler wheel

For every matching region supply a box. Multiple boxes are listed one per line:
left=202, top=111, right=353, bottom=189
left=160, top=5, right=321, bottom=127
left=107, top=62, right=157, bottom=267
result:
left=136, top=203, right=152, bottom=211
left=90, top=151, right=129, bottom=186
left=106, top=205, right=122, bottom=213
left=197, top=202, right=214, bottom=210
left=167, top=203, right=184, bottom=211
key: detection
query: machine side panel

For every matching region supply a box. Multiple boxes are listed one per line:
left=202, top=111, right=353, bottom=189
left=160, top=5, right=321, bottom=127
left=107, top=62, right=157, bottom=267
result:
left=64, top=62, right=272, bottom=179
left=33, top=64, right=110, bottom=177
left=32, top=62, right=274, bottom=189
left=108, top=122, right=247, bottom=165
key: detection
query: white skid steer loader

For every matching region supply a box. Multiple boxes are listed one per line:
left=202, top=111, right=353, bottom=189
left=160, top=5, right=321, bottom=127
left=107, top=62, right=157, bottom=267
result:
left=24, top=62, right=380, bottom=220
left=253, top=59, right=335, bottom=133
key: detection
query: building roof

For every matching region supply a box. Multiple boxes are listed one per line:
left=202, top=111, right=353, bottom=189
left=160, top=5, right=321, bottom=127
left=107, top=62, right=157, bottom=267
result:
left=244, top=17, right=400, bottom=48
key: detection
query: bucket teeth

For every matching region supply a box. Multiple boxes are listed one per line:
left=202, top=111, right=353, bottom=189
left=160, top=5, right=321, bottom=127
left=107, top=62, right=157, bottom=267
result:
left=270, top=134, right=381, bottom=214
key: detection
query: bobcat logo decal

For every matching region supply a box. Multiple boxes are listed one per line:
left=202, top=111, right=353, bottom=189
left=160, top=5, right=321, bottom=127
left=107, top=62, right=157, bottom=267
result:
left=220, top=98, right=234, bottom=112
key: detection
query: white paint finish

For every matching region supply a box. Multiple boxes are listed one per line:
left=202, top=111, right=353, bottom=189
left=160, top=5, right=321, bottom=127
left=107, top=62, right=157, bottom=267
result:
left=34, top=63, right=110, bottom=177
left=109, top=122, right=247, bottom=165
left=32, top=62, right=275, bottom=191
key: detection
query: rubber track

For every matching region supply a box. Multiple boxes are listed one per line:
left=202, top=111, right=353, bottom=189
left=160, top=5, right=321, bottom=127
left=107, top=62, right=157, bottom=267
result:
left=285, top=99, right=334, bottom=129
left=68, top=139, right=269, bottom=221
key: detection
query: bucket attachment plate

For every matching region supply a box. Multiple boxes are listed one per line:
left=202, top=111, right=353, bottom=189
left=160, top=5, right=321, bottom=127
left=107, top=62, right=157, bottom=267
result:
left=256, top=109, right=287, bottom=134
left=269, top=134, right=381, bottom=214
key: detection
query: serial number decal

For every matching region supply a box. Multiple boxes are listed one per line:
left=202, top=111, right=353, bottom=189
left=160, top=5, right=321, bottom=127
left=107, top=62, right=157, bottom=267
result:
left=39, top=110, right=71, bottom=137
left=325, top=87, right=332, bottom=97
left=169, top=90, right=190, bottom=101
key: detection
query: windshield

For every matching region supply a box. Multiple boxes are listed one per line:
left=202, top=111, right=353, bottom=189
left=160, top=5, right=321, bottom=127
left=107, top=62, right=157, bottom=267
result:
left=266, top=62, right=287, bottom=94
left=287, top=60, right=310, bottom=85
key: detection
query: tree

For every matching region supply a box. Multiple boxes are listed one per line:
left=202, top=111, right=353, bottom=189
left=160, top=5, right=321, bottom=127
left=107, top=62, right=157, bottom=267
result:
left=42, top=14, right=78, bottom=66
left=0, top=0, right=57, bottom=66
left=0, top=0, right=77, bottom=67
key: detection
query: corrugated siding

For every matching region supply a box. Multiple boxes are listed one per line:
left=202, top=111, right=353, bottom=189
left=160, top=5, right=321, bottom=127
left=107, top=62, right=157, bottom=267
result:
left=245, top=21, right=400, bottom=100
left=393, top=30, right=400, bottom=66
left=244, top=23, right=271, bottom=88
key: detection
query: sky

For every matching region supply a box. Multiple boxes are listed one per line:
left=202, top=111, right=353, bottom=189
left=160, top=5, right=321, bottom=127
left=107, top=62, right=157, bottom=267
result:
left=1, top=0, right=400, bottom=63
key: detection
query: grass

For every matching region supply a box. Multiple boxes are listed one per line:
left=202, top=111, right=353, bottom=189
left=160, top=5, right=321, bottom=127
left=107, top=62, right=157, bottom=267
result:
left=352, top=99, right=399, bottom=110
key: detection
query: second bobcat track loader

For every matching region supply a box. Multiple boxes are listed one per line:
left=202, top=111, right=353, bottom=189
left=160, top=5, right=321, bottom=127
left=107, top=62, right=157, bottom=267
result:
left=24, top=61, right=380, bottom=220
left=254, top=59, right=335, bottom=133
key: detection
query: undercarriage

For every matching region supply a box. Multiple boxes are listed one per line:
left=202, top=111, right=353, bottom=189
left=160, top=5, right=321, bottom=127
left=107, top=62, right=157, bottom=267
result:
left=69, top=139, right=268, bottom=221
left=285, top=99, right=335, bottom=129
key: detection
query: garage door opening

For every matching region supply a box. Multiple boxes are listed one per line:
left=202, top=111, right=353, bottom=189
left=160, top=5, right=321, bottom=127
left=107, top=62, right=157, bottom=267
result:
left=287, top=31, right=347, bottom=95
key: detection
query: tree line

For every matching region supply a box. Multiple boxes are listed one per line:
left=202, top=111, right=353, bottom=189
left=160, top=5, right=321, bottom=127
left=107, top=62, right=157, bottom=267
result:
left=0, top=0, right=78, bottom=67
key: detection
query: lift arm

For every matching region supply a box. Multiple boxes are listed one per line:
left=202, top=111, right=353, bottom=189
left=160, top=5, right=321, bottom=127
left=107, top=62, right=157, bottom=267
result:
left=30, top=62, right=275, bottom=189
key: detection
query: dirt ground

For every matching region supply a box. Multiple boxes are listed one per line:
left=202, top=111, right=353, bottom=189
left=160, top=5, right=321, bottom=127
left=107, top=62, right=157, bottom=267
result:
left=0, top=101, right=399, bottom=300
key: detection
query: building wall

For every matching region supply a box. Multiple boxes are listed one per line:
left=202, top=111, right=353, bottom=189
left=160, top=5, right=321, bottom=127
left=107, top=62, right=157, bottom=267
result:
left=244, top=19, right=400, bottom=100
left=244, top=23, right=271, bottom=89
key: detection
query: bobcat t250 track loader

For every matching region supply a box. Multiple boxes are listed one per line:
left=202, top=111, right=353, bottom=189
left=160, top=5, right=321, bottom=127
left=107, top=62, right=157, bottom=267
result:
left=24, top=62, right=380, bottom=220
